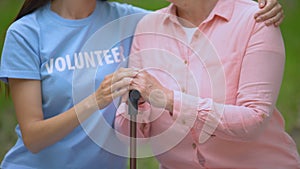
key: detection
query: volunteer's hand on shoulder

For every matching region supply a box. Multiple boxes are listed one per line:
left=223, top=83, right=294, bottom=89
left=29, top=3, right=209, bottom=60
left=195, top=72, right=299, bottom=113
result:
left=255, top=0, right=284, bottom=26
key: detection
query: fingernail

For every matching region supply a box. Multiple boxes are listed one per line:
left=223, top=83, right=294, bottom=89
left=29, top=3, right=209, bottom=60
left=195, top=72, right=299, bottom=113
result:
left=256, top=17, right=262, bottom=22
left=265, top=21, right=271, bottom=26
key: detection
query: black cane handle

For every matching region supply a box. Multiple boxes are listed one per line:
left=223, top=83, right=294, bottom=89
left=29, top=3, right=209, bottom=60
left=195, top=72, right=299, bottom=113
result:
left=129, top=90, right=140, bottom=115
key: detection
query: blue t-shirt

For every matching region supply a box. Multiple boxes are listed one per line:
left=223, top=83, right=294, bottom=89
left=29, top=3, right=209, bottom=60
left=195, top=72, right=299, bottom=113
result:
left=0, top=1, right=147, bottom=169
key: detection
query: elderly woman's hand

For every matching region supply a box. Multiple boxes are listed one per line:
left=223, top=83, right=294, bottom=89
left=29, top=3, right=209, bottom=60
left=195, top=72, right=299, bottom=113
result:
left=255, top=0, right=284, bottom=27
left=130, top=70, right=174, bottom=112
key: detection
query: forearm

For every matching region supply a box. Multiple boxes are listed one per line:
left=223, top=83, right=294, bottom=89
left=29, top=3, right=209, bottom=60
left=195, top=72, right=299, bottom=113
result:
left=172, top=49, right=284, bottom=142
left=172, top=92, right=274, bottom=142
left=21, top=95, right=97, bottom=153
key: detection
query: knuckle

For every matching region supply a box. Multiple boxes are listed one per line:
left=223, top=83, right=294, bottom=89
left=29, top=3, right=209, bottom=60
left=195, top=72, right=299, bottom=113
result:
left=104, top=75, right=111, bottom=81
left=276, top=13, right=281, bottom=19
left=141, top=86, right=147, bottom=92
left=102, top=80, right=110, bottom=87
left=113, top=74, right=120, bottom=81
left=125, top=78, right=131, bottom=85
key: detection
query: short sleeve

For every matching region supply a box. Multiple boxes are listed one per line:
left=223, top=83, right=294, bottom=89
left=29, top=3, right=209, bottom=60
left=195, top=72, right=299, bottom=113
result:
left=0, top=29, right=41, bottom=83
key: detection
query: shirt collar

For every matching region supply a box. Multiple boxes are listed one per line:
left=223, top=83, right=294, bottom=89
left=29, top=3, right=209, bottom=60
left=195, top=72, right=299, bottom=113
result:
left=162, top=0, right=234, bottom=25
left=212, top=0, right=235, bottom=22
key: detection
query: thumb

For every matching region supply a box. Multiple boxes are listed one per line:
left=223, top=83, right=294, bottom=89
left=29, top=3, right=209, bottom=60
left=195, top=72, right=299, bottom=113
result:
left=258, top=0, right=266, bottom=8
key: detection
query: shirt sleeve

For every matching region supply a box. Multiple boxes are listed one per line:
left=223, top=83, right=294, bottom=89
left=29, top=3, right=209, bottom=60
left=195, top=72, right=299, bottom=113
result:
left=172, top=22, right=285, bottom=142
left=0, top=28, right=40, bottom=83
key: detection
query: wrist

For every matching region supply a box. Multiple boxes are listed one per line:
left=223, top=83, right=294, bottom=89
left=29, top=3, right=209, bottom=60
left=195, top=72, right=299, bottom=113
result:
left=71, top=94, right=98, bottom=123
left=81, top=95, right=99, bottom=113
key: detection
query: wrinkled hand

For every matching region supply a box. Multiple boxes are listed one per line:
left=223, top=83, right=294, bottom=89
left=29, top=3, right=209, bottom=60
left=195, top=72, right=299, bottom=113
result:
left=130, top=70, right=173, bottom=112
left=255, top=0, right=284, bottom=26
left=95, top=68, right=139, bottom=109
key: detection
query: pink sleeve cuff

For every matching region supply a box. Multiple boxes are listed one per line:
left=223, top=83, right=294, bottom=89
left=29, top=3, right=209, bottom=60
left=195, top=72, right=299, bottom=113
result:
left=172, top=91, right=227, bottom=143
left=172, top=91, right=199, bottom=129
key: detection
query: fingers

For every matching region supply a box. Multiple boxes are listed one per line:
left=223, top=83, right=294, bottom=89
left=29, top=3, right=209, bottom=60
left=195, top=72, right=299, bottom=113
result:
left=111, top=77, right=132, bottom=92
left=129, top=70, right=163, bottom=98
left=254, top=0, right=283, bottom=26
left=110, top=68, right=141, bottom=98
left=103, top=69, right=164, bottom=107
left=258, top=0, right=266, bottom=8
left=110, top=77, right=134, bottom=100
left=255, top=0, right=276, bottom=18
left=102, top=76, right=133, bottom=99
left=257, top=6, right=278, bottom=23
left=95, top=71, right=133, bottom=109
left=129, top=79, right=146, bottom=98
left=101, top=67, right=139, bottom=96
left=274, top=13, right=284, bottom=27
left=130, top=71, right=152, bottom=91
left=112, top=68, right=139, bottom=83
left=127, top=71, right=148, bottom=96
left=112, top=87, right=128, bottom=99
left=264, top=10, right=284, bottom=26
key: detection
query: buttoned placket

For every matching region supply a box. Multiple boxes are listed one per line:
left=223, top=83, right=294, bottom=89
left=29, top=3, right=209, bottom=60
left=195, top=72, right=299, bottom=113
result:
left=190, top=25, right=209, bottom=168
left=180, top=24, right=207, bottom=167
left=191, top=125, right=206, bottom=168
left=168, top=13, right=208, bottom=167
left=172, top=22, right=190, bottom=96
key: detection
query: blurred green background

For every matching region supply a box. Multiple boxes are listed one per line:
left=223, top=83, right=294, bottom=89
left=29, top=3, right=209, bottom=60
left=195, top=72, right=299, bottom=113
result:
left=0, top=0, right=299, bottom=168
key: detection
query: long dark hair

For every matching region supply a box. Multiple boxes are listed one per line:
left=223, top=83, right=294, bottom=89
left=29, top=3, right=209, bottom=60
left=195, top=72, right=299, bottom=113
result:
left=15, top=0, right=50, bottom=21
left=15, top=0, right=108, bottom=21
left=1, top=0, right=50, bottom=97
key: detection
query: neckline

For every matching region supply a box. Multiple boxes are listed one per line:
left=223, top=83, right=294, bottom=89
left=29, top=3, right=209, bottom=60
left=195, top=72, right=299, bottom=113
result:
left=182, top=26, right=198, bottom=30
left=45, top=1, right=100, bottom=27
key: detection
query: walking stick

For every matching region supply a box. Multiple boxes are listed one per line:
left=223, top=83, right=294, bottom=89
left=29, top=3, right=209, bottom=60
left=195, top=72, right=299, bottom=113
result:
left=128, top=90, right=140, bottom=169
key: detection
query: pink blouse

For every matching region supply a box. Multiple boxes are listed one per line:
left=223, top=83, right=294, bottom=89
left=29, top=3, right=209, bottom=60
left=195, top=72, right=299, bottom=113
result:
left=115, top=0, right=300, bottom=168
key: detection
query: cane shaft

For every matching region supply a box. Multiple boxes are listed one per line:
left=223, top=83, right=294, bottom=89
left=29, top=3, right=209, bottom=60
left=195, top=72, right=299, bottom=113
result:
left=130, top=115, right=137, bottom=169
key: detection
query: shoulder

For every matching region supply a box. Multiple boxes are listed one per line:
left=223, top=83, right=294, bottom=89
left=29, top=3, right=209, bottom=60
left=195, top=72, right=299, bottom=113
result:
left=232, top=0, right=284, bottom=53
left=230, top=0, right=282, bottom=37
left=6, top=8, right=42, bottom=42
left=230, top=0, right=259, bottom=23
left=234, top=0, right=258, bottom=13
left=3, top=9, right=43, bottom=59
